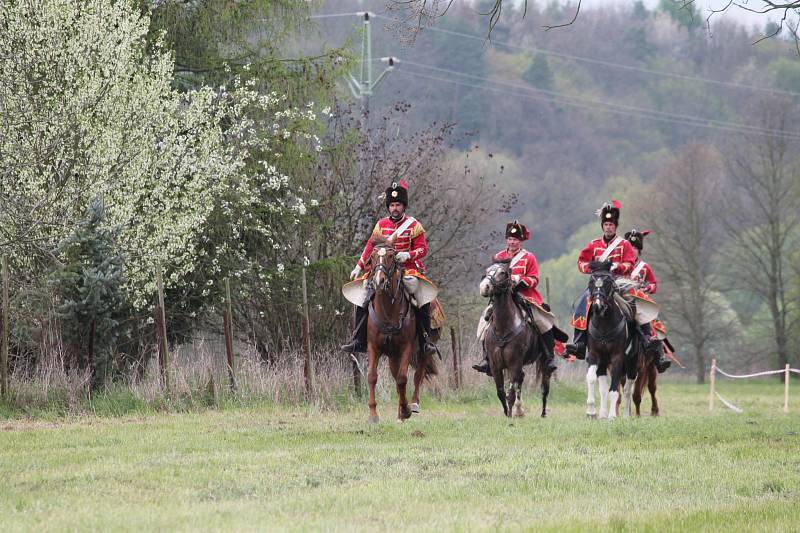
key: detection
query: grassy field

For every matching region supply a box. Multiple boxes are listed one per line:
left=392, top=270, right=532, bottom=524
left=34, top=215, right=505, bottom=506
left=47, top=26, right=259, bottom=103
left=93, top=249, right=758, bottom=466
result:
left=1, top=379, right=798, bottom=532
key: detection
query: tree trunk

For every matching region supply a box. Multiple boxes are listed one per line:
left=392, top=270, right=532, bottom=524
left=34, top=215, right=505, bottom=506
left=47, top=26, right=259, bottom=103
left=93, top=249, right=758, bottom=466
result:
left=694, top=345, right=705, bottom=384
left=88, top=319, right=96, bottom=390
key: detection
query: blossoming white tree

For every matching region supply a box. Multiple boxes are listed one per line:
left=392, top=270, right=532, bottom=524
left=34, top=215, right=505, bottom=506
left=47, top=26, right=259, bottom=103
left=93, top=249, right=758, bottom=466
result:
left=0, top=0, right=317, bottom=317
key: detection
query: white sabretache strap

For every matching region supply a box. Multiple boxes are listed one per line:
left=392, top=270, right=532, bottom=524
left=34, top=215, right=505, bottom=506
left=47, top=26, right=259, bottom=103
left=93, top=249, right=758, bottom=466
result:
left=390, top=216, right=416, bottom=238
left=631, top=260, right=647, bottom=279
left=510, top=250, right=526, bottom=269
left=599, top=236, right=624, bottom=262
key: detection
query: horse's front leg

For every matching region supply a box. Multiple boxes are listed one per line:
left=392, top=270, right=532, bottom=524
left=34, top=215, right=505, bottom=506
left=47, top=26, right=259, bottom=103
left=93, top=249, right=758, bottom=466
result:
left=633, top=372, right=645, bottom=417
left=607, top=359, right=626, bottom=420
left=541, top=369, right=550, bottom=418
left=511, top=367, right=525, bottom=418
left=391, top=345, right=413, bottom=422
left=622, top=378, right=634, bottom=418
left=648, top=365, right=659, bottom=416
left=586, top=364, right=598, bottom=418
left=493, top=361, right=509, bottom=417
left=598, top=369, right=610, bottom=419
left=367, top=343, right=380, bottom=424
left=410, top=355, right=425, bottom=414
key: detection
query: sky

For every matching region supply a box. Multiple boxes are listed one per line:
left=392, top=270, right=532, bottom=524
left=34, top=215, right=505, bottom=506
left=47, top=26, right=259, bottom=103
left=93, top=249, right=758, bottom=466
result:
left=526, top=0, right=793, bottom=30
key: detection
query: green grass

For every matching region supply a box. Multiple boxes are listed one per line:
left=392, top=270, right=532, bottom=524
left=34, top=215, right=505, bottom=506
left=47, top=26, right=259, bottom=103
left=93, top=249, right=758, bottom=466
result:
left=1, top=380, right=798, bottom=531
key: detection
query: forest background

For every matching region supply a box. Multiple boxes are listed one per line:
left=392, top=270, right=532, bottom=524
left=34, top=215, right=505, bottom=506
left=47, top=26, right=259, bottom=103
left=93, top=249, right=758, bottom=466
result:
left=1, top=0, right=799, bottom=403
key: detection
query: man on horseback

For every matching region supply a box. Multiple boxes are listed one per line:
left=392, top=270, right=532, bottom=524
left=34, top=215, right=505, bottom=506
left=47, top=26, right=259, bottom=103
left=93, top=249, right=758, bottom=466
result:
left=624, top=229, right=671, bottom=373
left=341, top=179, right=439, bottom=358
left=472, top=220, right=559, bottom=376
left=565, top=200, right=658, bottom=360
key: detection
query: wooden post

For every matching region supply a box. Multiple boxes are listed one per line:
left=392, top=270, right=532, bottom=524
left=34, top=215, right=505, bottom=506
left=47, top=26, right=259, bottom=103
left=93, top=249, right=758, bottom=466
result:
left=456, top=297, right=463, bottom=385
left=223, top=278, right=237, bottom=391
left=1, top=255, right=8, bottom=399
left=155, top=264, right=170, bottom=394
left=450, top=326, right=460, bottom=389
left=351, top=307, right=362, bottom=397
left=784, top=363, right=790, bottom=413
left=301, top=267, right=315, bottom=399
left=708, top=357, right=716, bottom=411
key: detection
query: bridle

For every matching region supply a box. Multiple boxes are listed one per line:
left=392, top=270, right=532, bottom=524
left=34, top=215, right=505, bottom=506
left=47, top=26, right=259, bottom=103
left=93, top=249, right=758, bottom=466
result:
left=588, top=270, right=627, bottom=345
left=482, top=262, right=527, bottom=347
left=483, top=262, right=512, bottom=296
left=370, top=244, right=403, bottom=302
left=368, top=243, right=410, bottom=341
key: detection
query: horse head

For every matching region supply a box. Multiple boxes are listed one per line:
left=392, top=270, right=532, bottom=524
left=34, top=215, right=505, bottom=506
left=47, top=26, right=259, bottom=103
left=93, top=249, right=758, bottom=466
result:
left=369, top=234, right=400, bottom=293
left=480, top=259, right=512, bottom=297
left=588, top=261, right=615, bottom=317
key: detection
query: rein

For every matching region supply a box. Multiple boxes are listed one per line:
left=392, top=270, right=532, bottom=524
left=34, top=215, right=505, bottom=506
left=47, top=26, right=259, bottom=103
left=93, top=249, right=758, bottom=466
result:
left=490, top=318, right=527, bottom=348
left=485, top=263, right=528, bottom=348
left=588, top=313, right=627, bottom=345
left=368, top=255, right=411, bottom=343
left=588, top=271, right=628, bottom=345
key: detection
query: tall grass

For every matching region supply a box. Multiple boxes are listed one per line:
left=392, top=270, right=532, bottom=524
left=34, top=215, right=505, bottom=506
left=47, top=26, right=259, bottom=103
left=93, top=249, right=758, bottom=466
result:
left=1, top=334, right=492, bottom=418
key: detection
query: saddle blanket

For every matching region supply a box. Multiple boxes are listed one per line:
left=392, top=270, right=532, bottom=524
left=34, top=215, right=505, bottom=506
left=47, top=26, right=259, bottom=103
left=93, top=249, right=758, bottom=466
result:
left=476, top=302, right=555, bottom=341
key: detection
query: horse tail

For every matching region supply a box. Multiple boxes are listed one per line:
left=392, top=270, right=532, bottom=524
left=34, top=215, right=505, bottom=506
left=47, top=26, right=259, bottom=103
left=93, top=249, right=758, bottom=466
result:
left=533, top=356, right=545, bottom=386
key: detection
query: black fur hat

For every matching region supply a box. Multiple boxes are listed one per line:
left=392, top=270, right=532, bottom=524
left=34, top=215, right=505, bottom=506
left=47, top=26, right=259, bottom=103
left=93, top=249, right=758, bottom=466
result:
left=624, top=229, right=650, bottom=251
left=597, top=199, right=621, bottom=227
left=385, top=179, right=408, bottom=208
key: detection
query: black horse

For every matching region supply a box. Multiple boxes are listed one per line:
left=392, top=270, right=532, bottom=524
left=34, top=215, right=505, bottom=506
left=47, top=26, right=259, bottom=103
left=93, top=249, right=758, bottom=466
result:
left=583, top=261, right=640, bottom=419
left=479, top=260, right=551, bottom=418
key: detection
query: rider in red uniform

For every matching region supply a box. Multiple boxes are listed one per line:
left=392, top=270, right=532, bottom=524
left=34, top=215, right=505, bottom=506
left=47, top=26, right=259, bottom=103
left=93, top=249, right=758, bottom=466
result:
left=565, top=200, right=654, bottom=360
left=625, top=229, right=670, bottom=372
left=342, top=180, right=438, bottom=357
left=472, top=221, right=559, bottom=375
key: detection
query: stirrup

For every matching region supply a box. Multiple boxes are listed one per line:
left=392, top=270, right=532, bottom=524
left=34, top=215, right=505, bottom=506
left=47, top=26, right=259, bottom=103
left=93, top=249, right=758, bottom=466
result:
left=472, top=357, right=492, bottom=376
left=423, top=341, right=438, bottom=358
left=565, top=343, right=586, bottom=360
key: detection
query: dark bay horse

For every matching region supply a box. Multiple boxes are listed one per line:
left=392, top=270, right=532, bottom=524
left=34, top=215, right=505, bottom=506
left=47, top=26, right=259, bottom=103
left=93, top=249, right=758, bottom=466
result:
left=584, top=261, right=640, bottom=419
left=479, top=260, right=551, bottom=418
left=365, top=235, right=438, bottom=424
left=619, top=341, right=660, bottom=417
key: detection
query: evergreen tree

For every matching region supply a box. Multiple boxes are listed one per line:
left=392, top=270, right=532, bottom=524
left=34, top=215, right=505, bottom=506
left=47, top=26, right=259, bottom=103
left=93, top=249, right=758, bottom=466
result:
left=522, top=54, right=554, bottom=90
left=52, top=198, right=124, bottom=388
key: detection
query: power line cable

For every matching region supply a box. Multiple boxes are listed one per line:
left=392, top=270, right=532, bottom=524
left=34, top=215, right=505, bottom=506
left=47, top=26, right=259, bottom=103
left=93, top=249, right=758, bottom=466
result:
left=309, top=12, right=364, bottom=19
left=398, top=59, right=800, bottom=139
left=395, top=68, right=800, bottom=140
left=362, top=12, right=800, bottom=98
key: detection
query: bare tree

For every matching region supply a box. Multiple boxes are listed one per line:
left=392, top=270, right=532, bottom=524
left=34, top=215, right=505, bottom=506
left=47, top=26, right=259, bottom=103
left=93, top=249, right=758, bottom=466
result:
left=647, top=144, right=728, bottom=383
left=387, top=0, right=800, bottom=50
left=720, top=100, right=800, bottom=372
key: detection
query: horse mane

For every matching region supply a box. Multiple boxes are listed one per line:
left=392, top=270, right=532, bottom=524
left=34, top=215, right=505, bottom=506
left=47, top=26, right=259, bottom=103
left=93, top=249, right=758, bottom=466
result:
left=494, top=258, right=511, bottom=265
left=613, top=292, right=633, bottom=319
left=372, top=235, right=393, bottom=248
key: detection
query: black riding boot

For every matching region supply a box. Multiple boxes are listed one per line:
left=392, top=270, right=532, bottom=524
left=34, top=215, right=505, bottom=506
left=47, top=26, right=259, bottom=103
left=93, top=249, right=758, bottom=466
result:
left=472, top=340, right=492, bottom=376
left=638, top=322, right=657, bottom=351
left=565, top=328, right=587, bottom=360
left=639, top=323, right=671, bottom=373
left=341, top=305, right=368, bottom=354
left=542, top=328, right=558, bottom=373
left=415, top=303, right=438, bottom=357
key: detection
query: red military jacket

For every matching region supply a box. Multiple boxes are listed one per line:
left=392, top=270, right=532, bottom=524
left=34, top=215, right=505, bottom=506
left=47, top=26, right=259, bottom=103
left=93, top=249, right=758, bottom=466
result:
left=493, top=248, right=542, bottom=305
left=577, top=235, right=636, bottom=276
left=357, top=215, right=428, bottom=274
left=630, top=259, right=657, bottom=294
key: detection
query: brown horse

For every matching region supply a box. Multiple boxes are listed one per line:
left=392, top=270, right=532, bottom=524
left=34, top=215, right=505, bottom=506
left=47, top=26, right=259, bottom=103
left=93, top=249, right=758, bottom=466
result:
left=630, top=347, right=660, bottom=416
left=479, top=260, right=550, bottom=418
left=365, top=236, right=438, bottom=424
